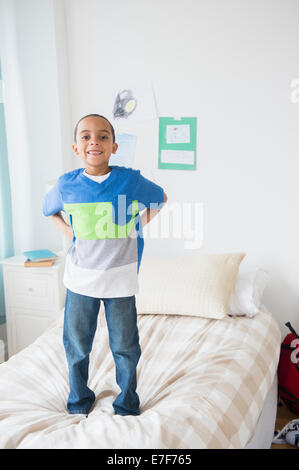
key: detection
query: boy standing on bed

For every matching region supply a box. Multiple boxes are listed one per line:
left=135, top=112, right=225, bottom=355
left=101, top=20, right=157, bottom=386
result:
left=43, top=114, right=167, bottom=416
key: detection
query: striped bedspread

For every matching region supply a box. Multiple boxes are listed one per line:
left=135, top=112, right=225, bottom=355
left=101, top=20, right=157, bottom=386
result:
left=0, top=306, right=281, bottom=449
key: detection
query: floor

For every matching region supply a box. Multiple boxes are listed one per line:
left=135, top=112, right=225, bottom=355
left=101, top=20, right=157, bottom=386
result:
left=271, top=400, right=299, bottom=449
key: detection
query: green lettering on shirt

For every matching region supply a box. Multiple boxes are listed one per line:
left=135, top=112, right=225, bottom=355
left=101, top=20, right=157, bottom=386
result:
left=64, top=200, right=139, bottom=239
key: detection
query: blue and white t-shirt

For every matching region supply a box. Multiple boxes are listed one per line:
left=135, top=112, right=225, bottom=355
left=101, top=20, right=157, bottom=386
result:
left=43, top=165, right=164, bottom=298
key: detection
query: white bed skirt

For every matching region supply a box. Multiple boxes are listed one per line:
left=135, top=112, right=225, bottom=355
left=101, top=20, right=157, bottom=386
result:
left=245, top=374, right=277, bottom=449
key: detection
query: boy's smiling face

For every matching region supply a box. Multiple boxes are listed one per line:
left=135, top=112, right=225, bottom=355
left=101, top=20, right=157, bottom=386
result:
left=72, top=116, right=118, bottom=175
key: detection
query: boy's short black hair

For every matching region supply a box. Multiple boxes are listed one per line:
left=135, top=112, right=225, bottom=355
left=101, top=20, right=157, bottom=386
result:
left=74, top=114, right=115, bottom=143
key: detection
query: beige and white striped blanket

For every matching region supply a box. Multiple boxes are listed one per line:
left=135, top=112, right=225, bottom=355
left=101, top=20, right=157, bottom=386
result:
left=0, top=306, right=280, bottom=449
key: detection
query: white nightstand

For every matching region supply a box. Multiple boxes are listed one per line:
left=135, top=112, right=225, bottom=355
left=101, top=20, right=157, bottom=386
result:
left=0, top=254, right=66, bottom=358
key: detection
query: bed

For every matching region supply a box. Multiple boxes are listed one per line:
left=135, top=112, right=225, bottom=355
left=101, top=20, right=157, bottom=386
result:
left=0, top=254, right=281, bottom=449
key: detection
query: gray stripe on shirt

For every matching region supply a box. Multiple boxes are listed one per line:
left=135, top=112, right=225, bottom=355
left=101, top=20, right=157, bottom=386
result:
left=69, top=236, right=138, bottom=271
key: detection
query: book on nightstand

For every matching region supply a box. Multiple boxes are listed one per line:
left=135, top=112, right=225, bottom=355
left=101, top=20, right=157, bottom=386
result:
left=23, top=249, right=58, bottom=267
left=24, top=259, right=54, bottom=267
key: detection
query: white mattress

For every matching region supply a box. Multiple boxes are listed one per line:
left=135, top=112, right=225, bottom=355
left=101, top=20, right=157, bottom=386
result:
left=0, top=306, right=281, bottom=449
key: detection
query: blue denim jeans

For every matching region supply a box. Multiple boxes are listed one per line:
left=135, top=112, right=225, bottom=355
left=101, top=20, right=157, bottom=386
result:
left=62, top=289, right=141, bottom=416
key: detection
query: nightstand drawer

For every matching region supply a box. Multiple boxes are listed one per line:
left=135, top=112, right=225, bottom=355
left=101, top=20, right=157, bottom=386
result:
left=6, top=272, right=56, bottom=309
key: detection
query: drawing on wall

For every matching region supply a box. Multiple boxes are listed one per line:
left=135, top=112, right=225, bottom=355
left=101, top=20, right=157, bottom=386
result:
left=158, top=117, right=197, bottom=170
left=111, top=81, right=157, bottom=125
left=166, top=124, right=190, bottom=144
left=109, top=133, right=137, bottom=168
left=113, top=89, right=137, bottom=120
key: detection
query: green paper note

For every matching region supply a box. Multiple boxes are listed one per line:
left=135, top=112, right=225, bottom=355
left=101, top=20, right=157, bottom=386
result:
left=158, top=117, right=197, bottom=170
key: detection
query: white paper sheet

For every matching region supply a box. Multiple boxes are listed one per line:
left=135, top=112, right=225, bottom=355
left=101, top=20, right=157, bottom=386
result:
left=109, top=133, right=137, bottom=168
left=161, top=149, right=195, bottom=165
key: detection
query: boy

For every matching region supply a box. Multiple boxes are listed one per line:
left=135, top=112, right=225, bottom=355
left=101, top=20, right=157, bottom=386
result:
left=43, top=114, right=167, bottom=416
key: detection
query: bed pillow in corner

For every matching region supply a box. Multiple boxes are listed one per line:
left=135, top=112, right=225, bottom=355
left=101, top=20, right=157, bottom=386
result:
left=136, top=252, right=246, bottom=319
left=227, top=266, right=270, bottom=317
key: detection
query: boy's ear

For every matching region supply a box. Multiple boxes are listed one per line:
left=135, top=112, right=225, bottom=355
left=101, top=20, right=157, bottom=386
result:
left=112, top=142, right=118, bottom=154
left=72, top=144, right=79, bottom=155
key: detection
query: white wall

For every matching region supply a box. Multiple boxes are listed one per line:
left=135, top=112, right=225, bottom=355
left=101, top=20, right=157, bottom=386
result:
left=0, top=0, right=72, bottom=254
left=1, top=0, right=299, bottom=334
left=64, top=0, right=299, bottom=333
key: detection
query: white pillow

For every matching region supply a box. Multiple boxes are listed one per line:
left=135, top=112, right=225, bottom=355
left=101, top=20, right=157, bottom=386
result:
left=227, top=266, right=270, bottom=317
left=136, top=253, right=246, bottom=319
